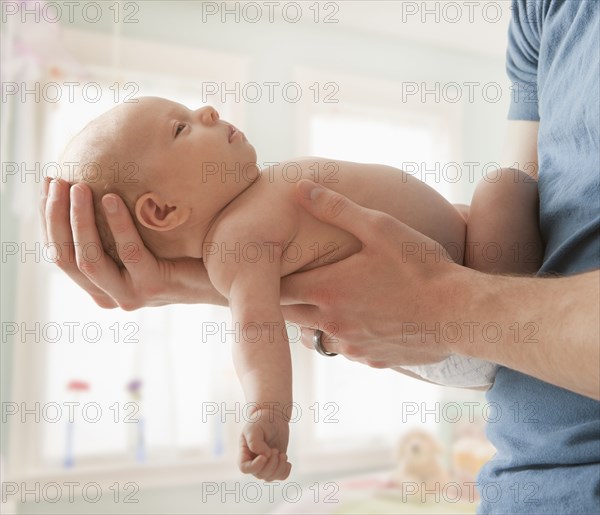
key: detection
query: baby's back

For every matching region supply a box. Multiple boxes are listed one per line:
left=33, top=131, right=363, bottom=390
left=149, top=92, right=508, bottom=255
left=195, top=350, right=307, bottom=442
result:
left=203, top=157, right=465, bottom=282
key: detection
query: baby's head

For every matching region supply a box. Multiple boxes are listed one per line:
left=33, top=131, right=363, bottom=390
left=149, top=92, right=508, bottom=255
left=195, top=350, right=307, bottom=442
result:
left=62, top=97, right=258, bottom=265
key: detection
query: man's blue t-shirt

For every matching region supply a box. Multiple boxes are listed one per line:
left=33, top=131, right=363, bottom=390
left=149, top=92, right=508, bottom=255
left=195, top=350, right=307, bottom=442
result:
left=476, top=1, right=600, bottom=514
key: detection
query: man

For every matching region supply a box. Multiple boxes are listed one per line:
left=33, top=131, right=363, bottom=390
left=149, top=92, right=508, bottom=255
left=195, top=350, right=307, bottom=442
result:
left=43, top=1, right=599, bottom=512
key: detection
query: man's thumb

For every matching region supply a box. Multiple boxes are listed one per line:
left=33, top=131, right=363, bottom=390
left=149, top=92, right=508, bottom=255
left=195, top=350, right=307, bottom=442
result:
left=296, top=180, right=378, bottom=242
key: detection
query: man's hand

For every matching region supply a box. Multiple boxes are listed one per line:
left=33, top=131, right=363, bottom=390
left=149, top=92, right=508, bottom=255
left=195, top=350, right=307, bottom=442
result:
left=238, top=408, right=291, bottom=481
left=41, top=178, right=227, bottom=310
left=281, top=180, right=600, bottom=400
left=280, top=180, right=466, bottom=368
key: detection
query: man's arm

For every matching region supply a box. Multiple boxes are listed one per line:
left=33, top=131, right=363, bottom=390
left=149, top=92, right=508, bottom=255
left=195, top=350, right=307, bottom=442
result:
left=453, top=268, right=600, bottom=400
left=281, top=181, right=600, bottom=401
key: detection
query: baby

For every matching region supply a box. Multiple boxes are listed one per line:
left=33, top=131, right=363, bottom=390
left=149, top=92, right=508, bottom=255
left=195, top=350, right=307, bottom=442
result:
left=62, top=97, right=542, bottom=480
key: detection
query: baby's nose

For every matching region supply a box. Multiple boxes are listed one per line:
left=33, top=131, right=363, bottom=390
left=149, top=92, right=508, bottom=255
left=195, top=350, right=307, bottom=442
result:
left=196, top=106, right=219, bottom=124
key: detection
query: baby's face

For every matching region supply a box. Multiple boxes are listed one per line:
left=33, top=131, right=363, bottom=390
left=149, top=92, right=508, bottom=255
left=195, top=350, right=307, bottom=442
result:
left=118, top=96, right=258, bottom=231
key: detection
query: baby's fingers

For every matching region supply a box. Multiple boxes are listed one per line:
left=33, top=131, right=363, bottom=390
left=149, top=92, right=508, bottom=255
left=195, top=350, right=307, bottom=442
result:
left=239, top=454, right=268, bottom=476
left=254, top=449, right=282, bottom=482
left=238, top=430, right=270, bottom=474
left=272, top=453, right=292, bottom=481
left=243, top=426, right=271, bottom=458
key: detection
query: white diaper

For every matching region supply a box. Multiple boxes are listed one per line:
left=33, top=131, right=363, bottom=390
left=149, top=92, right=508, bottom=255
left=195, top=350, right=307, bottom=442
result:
left=401, top=355, right=498, bottom=388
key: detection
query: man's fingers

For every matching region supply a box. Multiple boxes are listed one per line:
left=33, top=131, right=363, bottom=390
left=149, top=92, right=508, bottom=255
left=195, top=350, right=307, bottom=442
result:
left=90, top=293, right=119, bottom=309
left=46, top=179, right=76, bottom=267
left=280, top=266, right=324, bottom=305
left=296, top=180, right=386, bottom=246
left=280, top=303, right=320, bottom=328
left=101, top=194, right=153, bottom=282
left=46, top=180, right=115, bottom=304
left=297, top=180, right=447, bottom=264
left=280, top=252, right=361, bottom=306
left=301, top=326, right=340, bottom=355
left=299, top=328, right=313, bottom=350
left=70, top=184, right=127, bottom=299
left=39, top=177, right=51, bottom=244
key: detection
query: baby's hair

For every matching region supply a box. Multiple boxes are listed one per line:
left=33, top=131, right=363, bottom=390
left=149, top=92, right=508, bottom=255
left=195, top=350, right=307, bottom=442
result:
left=72, top=168, right=132, bottom=269
left=61, top=113, right=146, bottom=268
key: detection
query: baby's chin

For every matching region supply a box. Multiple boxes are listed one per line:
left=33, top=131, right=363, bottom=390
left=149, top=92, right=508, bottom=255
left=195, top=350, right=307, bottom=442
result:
left=247, top=148, right=258, bottom=170
left=154, top=240, right=200, bottom=260
left=140, top=230, right=192, bottom=260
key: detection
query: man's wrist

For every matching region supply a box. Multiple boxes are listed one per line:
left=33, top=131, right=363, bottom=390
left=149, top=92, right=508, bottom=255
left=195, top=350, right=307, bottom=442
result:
left=439, top=266, right=498, bottom=358
left=444, top=268, right=541, bottom=363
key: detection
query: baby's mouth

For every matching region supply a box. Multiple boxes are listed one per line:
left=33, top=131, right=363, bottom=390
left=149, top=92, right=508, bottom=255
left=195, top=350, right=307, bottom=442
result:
left=228, top=123, right=243, bottom=143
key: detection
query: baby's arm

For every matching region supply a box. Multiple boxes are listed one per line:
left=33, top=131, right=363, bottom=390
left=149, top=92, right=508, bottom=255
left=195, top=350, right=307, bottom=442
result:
left=205, top=232, right=292, bottom=481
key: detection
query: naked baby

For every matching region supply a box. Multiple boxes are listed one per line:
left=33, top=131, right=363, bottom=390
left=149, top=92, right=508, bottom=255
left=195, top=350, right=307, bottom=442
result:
left=62, top=97, right=542, bottom=481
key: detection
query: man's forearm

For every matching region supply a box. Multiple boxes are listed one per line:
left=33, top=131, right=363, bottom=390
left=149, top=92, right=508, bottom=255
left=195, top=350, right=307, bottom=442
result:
left=450, top=269, right=600, bottom=400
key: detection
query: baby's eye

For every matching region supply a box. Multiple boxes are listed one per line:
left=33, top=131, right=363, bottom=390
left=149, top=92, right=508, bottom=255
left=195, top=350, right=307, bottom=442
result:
left=175, top=123, right=186, bottom=137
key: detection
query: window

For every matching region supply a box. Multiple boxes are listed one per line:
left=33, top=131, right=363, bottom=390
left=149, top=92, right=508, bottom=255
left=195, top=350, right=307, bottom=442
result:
left=308, top=106, right=454, bottom=199
left=291, top=64, right=467, bottom=449
left=37, top=68, right=244, bottom=469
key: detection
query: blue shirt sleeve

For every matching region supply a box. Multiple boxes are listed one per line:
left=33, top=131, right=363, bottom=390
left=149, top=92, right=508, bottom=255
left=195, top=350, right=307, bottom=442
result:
left=506, top=0, right=541, bottom=121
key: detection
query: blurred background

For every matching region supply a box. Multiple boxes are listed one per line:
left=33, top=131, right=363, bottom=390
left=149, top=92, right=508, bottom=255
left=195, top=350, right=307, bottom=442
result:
left=2, top=1, right=511, bottom=513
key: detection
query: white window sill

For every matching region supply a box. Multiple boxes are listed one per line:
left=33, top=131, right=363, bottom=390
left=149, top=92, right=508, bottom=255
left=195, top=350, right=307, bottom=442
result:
left=9, top=444, right=396, bottom=492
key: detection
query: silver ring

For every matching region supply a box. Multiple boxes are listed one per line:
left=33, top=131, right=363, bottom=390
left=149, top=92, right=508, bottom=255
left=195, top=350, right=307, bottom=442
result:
left=313, top=329, right=338, bottom=357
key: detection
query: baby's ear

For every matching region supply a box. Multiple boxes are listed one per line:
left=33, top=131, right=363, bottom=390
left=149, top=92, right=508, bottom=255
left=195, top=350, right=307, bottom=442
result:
left=135, top=192, right=189, bottom=232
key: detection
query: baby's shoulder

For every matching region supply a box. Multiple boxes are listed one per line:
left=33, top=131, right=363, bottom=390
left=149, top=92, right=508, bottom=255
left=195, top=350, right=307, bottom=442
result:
left=202, top=176, right=300, bottom=296
left=203, top=177, right=299, bottom=256
left=261, top=157, right=343, bottom=187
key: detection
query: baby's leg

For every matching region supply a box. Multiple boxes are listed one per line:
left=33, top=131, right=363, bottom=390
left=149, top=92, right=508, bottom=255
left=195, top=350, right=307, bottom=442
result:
left=465, top=168, right=543, bottom=274
left=399, top=169, right=542, bottom=389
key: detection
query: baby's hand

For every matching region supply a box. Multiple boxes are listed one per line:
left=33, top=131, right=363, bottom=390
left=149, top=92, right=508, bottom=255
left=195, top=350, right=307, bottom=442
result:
left=238, top=407, right=291, bottom=481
